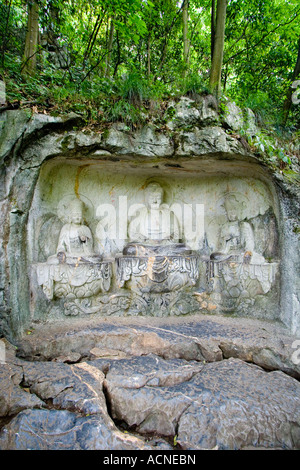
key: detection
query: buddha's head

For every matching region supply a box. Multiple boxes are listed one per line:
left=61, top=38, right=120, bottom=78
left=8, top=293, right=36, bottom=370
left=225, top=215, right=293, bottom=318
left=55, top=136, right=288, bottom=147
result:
left=145, top=183, right=164, bottom=209
left=68, top=199, right=84, bottom=224
left=223, top=194, right=240, bottom=222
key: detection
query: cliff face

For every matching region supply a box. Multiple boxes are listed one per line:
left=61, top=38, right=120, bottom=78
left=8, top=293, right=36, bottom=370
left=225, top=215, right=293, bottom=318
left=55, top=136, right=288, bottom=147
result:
left=0, top=95, right=299, bottom=339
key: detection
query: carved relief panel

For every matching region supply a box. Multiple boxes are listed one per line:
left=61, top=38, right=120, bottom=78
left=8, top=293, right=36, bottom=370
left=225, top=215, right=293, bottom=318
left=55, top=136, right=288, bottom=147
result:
left=29, top=161, right=280, bottom=320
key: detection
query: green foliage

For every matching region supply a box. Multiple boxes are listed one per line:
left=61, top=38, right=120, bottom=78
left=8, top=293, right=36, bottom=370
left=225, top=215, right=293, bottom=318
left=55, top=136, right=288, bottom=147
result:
left=0, top=0, right=299, bottom=164
left=248, top=129, right=292, bottom=166
left=180, top=73, right=210, bottom=99
left=117, top=72, right=150, bottom=107
left=103, top=99, right=141, bottom=125
left=224, top=0, right=300, bottom=127
left=238, top=90, right=282, bottom=128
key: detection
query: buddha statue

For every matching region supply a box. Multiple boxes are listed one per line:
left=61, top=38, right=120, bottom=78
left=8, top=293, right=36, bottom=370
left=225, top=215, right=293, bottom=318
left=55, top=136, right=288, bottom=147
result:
left=124, top=182, right=191, bottom=256
left=118, top=182, right=199, bottom=294
left=210, top=194, right=265, bottom=264
left=47, top=198, right=101, bottom=264
left=37, top=198, right=111, bottom=302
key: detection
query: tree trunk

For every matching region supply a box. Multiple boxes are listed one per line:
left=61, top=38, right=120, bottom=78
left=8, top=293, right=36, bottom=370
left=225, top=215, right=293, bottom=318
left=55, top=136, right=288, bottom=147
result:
left=113, top=30, right=121, bottom=77
left=84, top=14, right=102, bottom=64
left=22, top=1, right=39, bottom=76
left=183, top=0, right=189, bottom=73
left=282, top=35, right=300, bottom=125
left=211, top=0, right=215, bottom=62
left=105, top=16, right=115, bottom=78
left=209, top=0, right=227, bottom=97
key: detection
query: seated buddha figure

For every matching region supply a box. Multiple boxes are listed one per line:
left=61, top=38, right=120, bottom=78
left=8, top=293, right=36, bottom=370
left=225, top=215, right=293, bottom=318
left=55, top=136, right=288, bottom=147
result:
left=211, top=194, right=265, bottom=264
left=47, top=198, right=101, bottom=264
left=124, top=182, right=190, bottom=256
left=119, top=182, right=198, bottom=293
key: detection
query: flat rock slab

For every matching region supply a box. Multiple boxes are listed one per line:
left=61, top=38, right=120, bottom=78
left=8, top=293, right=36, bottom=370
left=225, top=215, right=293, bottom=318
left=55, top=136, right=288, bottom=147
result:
left=16, top=314, right=300, bottom=377
left=0, top=408, right=171, bottom=450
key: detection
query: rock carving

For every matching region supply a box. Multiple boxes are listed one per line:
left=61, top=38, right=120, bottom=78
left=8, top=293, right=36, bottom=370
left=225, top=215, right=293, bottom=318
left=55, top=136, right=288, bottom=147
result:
left=119, top=182, right=200, bottom=295
left=36, top=198, right=112, bottom=301
left=207, top=193, right=279, bottom=315
left=34, top=186, right=279, bottom=319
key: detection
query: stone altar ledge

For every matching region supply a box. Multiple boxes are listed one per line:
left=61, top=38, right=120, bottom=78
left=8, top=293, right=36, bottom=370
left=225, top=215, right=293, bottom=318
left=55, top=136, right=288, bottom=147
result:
left=15, top=313, right=300, bottom=379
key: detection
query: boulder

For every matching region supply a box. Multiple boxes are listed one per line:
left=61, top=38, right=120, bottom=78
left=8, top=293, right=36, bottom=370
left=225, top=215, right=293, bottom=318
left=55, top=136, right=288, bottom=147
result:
left=165, top=96, right=219, bottom=129
left=0, top=355, right=172, bottom=450
left=222, top=99, right=244, bottom=131
left=0, top=408, right=171, bottom=450
left=0, top=363, right=44, bottom=417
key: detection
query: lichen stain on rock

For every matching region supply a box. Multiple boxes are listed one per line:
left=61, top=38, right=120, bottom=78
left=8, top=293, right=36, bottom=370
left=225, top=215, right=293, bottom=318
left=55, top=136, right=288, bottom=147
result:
left=74, top=165, right=90, bottom=199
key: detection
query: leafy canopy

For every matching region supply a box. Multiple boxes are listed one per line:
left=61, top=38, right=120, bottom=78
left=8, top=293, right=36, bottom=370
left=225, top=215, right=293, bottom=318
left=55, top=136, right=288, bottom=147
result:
left=0, top=0, right=299, bottom=133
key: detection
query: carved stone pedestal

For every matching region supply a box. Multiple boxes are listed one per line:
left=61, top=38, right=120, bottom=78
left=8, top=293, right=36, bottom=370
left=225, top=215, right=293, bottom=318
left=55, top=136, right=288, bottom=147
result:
left=206, top=260, right=279, bottom=316
left=63, top=289, right=200, bottom=318
left=36, top=261, right=112, bottom=301
left=116, top=251, right=200, bottom=294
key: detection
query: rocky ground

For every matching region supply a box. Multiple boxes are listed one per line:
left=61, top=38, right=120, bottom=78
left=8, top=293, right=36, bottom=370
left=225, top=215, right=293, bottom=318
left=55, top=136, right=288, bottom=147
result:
left=0, top=313, right=300, bottom=450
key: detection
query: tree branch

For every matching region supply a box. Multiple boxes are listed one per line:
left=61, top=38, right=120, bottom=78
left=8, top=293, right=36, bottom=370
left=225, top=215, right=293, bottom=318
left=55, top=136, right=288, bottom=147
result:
left=224, top=9, right=300, bottom=64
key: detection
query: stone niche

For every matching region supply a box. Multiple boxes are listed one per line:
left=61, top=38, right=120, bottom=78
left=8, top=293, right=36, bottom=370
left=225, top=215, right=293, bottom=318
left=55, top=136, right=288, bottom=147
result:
left=28, top=157, right=280, bottom=322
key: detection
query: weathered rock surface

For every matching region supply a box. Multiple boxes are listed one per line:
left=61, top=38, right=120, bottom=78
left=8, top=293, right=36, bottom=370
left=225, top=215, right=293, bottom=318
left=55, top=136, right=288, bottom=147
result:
left=103, top=123, right=174, bottom=157
left=221, top=99, right=245, bottom=132
left=104, top=355, right=300, bottom=450
left=0, top=408, right=172, bottom=451
left=15, top=314, right=300, bottom=378
left=0, top=363, right=44, bottom=418
left=174, top=125, right=247, bottom=157
left=165, top=96, right=220, bottom=129
left=0, top=351, right=171, bottom=450
left=0, top=94, right=299, bottom=451
left=0, top=315, right=300, bottom=450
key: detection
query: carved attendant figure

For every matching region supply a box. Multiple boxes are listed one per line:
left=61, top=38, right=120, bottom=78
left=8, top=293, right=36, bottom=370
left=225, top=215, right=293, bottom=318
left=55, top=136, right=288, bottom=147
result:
left=212, top=194, right=265, bottom=264
left=48, top=198, right=100, bottom=264
left=57, top=199, right=94, bottom=257
left=208, top=193, right=278, bottom=314
left=38, top=198, right=111, bottom=303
